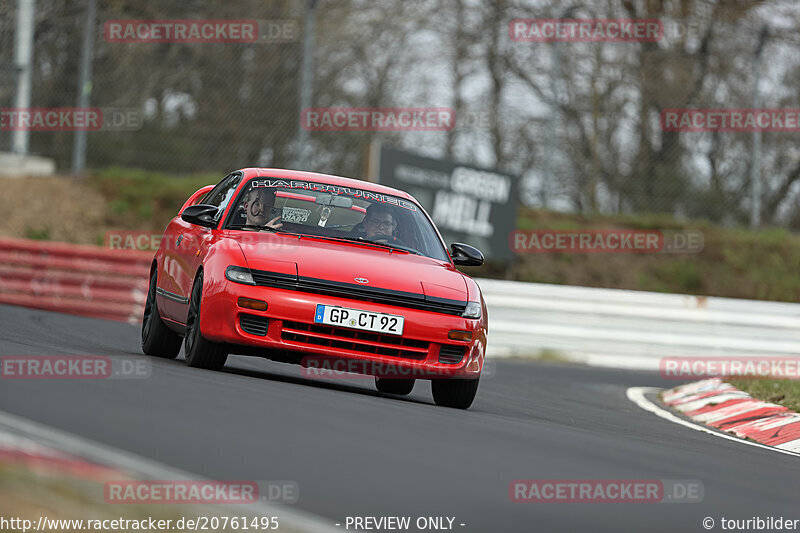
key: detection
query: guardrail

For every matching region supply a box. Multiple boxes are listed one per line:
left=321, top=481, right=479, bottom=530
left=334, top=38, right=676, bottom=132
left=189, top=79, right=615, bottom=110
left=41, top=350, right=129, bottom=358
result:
left=0, top=237, right=151, bottom=323
left=1, top=238, right=798, bottom=368
left=480, top=278, right=800, bottom=368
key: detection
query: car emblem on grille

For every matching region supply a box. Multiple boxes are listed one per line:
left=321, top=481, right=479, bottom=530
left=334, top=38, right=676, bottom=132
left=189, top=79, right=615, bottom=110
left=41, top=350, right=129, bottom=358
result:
left=354, top=277, right=369, bottom=284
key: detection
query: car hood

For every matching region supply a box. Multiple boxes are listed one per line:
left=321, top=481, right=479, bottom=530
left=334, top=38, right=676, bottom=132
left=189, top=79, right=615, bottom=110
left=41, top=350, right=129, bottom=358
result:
left=224, top=231, right=468, bottom=302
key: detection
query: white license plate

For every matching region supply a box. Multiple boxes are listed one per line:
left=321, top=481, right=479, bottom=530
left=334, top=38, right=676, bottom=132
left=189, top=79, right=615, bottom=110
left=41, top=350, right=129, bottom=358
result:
left=314, top=304, right=404, bottom=335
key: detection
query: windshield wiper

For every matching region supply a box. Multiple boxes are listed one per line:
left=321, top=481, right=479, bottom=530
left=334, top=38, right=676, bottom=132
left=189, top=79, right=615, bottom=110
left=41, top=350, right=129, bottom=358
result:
left=295, top=234, right=418, bottom=255
left=294, top=234, right=363, bottom=246
left=346, top=237, right=420, bottom=255
left=370, top=242, right=420, bottom=255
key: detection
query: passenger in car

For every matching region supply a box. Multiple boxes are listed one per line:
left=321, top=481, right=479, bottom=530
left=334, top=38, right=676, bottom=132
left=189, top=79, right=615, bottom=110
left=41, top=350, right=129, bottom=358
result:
left=244, top=187, right=283, bottom=229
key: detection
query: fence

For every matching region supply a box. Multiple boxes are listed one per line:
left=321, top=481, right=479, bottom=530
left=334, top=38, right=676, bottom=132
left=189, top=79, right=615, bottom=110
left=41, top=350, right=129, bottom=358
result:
left=5, top=1, right=800, bottom=225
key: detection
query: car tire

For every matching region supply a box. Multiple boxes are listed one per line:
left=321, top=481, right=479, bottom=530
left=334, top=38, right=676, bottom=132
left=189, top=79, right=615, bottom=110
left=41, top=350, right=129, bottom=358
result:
left=184, top=272, right=228, bottom=370
left=141, top=269, right=182, bottom=359
left=375, top=377, right=415, bottom=396
left=431, top=378, right=479, bottom=409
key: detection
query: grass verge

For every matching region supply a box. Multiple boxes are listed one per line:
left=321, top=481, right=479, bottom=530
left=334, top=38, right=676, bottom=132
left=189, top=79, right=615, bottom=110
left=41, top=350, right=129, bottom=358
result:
left=726, top=379, right=800, bottom=413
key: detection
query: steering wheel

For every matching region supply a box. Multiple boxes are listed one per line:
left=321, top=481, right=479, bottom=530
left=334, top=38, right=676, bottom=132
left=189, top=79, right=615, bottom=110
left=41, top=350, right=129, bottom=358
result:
left=365, top=234, right=420, bottom=254
left=365, top=233, right=398, bottom=244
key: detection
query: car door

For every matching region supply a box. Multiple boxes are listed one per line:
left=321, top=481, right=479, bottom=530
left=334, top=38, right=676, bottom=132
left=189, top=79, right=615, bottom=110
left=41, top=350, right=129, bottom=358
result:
left=164, top=172, right=242, bottom=324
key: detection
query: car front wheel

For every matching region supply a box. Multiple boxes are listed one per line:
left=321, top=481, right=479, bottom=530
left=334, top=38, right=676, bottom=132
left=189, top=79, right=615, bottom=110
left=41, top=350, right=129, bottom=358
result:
left=431, top=378, right=479, bottom=409
left=184, top=273, right=228, bottom=370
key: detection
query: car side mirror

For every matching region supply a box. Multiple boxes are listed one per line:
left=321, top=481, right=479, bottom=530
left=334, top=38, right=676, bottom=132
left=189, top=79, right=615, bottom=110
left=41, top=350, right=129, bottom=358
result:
left=181, top=204, right=219, bottom=228
left=450, top=243, right=484, bottom=266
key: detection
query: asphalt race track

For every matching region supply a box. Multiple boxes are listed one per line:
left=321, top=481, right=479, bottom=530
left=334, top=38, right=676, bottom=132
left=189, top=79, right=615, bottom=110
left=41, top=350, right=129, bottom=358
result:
left=1, top=303, right=798, bottom=532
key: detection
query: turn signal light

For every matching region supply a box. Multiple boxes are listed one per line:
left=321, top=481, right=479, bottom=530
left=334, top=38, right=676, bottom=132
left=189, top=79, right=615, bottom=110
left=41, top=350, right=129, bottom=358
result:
left=448, top=330, right=472, bottom=342
left=237, top=297, right=268, bottom=311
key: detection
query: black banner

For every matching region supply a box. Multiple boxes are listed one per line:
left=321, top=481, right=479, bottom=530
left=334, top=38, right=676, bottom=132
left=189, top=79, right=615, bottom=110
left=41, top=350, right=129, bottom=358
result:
left=377, top=145, right=518, bottom=261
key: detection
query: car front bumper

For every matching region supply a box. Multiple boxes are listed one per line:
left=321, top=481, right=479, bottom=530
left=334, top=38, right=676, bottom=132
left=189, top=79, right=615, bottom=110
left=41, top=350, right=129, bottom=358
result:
left=200, top=282, right=486, bottom=379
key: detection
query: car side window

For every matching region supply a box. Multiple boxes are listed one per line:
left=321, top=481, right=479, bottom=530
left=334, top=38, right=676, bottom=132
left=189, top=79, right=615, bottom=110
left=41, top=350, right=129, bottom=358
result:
left=202, top=173, right=242, bottom=221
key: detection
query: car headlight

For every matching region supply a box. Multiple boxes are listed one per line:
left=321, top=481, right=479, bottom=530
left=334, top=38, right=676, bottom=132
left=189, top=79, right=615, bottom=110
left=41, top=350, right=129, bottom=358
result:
left=225, top=265, right=256, bottom=285
left=462, top=301, right=482, bottom=319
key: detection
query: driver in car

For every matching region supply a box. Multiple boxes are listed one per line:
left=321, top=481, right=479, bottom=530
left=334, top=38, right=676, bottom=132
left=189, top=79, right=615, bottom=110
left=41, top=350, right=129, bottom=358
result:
left=244, top=187, right=283, bottom=229
left=362, top=203, right=401, bottom=244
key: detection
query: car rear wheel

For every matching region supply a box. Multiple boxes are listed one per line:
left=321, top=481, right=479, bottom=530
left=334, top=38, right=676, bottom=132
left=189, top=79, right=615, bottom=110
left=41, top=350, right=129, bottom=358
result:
left=431, top=378, right=479, bottom=409
left=184, top=273, right=228, bottom=370
left=141, top=269, right=182, bottom=358
left=375, top=377, right=415, bottom=396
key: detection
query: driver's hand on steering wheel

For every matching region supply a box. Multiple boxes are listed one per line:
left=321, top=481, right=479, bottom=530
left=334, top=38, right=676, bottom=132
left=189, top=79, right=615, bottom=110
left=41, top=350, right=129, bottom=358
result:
left=368, top=233, right=403, bottom=245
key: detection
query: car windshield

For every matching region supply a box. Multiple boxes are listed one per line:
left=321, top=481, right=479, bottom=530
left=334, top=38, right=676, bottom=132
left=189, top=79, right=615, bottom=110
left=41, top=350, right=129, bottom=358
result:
left=226, top=178, right=449, bottom=261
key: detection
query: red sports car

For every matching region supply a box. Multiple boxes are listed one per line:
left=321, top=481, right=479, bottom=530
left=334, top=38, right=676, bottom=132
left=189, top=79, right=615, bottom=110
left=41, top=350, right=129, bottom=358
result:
left=141, top=168, right=487, bottom=408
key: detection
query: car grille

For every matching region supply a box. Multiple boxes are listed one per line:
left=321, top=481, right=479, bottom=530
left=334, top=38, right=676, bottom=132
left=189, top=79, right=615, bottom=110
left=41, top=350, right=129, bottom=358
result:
left=240, top=314, right=269, bottom=336
left=438, top=345, right=467, bottom=364
left=281, top=320, right=429, bottom=360
left=250, top=269, right=467, bottom=316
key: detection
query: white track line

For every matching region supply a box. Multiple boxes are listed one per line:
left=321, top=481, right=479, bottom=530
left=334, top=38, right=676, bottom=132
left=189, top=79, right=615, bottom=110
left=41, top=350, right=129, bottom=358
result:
left=0, top=409, right=339, bottom=533
left=626, top=387, right=800, bottom=459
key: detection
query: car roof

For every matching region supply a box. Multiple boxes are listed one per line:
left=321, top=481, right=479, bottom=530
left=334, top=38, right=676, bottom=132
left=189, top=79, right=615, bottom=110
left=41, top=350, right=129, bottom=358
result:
left=236, top=168, right=416, bottom=202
